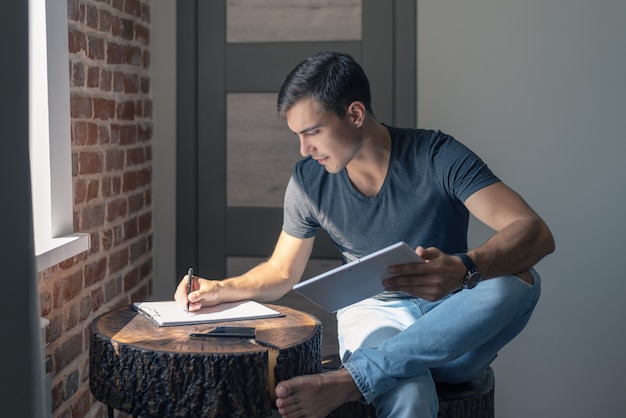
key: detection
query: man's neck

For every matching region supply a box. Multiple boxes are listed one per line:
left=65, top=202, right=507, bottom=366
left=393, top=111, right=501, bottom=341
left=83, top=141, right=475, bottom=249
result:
left=345, top=121, right=391, bottom=197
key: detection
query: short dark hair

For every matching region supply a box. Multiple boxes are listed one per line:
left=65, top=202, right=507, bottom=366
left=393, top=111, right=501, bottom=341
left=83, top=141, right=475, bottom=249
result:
left=277, top=51, right=373, bottom=118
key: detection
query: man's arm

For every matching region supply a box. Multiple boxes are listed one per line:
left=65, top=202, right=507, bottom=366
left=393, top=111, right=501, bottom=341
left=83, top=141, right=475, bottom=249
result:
left=175, top=231, right=314, bottom=310
left=463, top=181, right=555, bottom=279
left=383, top=181, right=554, bottom=300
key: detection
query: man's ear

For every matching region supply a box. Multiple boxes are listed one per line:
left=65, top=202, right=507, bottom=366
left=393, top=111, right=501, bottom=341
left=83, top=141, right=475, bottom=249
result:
left=347, top=101, right=366, bottom=127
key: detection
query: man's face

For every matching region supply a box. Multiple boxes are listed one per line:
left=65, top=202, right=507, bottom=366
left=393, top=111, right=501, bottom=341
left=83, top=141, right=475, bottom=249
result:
left=285, top=98, right=363, bottom=174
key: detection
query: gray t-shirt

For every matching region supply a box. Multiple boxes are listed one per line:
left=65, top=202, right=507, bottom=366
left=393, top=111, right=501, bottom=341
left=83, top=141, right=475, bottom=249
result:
left=282, top=126, right=499, bottom=262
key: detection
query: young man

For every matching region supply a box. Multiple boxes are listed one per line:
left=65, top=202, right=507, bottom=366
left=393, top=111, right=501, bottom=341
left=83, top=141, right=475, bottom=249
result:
left=175, top=51, right=554, bottom=418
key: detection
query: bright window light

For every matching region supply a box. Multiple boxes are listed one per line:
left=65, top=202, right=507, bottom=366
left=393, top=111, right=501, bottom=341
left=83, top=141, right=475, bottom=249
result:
left=29, top=0, right=89, bottom=271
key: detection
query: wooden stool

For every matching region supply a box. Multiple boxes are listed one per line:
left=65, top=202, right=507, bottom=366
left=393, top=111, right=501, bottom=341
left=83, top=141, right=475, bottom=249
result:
left=89, top=305, right=321, bottom=418
left=322, top=355, right=495, bottom=418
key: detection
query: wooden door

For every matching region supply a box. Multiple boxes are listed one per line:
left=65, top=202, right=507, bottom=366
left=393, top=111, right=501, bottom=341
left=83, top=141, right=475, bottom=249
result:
left=177, top=0, right=416, bottom=279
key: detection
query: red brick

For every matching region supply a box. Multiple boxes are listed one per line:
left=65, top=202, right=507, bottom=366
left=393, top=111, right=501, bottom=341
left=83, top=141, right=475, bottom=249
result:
left=138, top=212, right=151, bottom=234
left=144, top=99, right=153, bottom=118
left=118, top=125, right=138, bottom=145
left=86, top=4, right=98, bottom=29
left=124, top=217, right=138, bottom=239
left=136, top=23, right=149, bottom=44
left=91, top=287, right=104, bottom=312
left=72, top=122, right=87, bottom=146
left=130, top=236, right=147, bottom=262
left=70, top=96, right=92, bottom=119
left=124, top=73, right=139, bottom=93
left=126, top=146, right=145, bottom=166
left=81, top=204, right=105, bottom=229
left=113, top=70, right=125, bottom=92
left=74, top=179, right=86, bottom=204
left=123, top=266, right=140, bottom=291
left=142, top=3, right=151, bottom=23
left=107, top=198, right=128, bottom=222
left=51, top=378, right=65, bottom=411
left=135, top=100, right=144, bottom=117
left=60, top=270, right=83, bottom=304
left=66, top=303, right=79, bottom=331
left=122, top=170, right=139, bottom=192
left=104, top=277, right=120, bottom=302
left=138, top=167, right=152, bottom=186
left=53, top=332, right=83, bottom=372
left=101, top=175, right=122, bottom=197
left=87, top=66, right=99, bottom=88
left=125, top=0, right=141, bottom=17
left=87, top=179, right=99, bottom=201
left=116, top=100, right=136, bottom=120
left=106, top=148, right=125, bottom=171
left=106, top=42, right=126, bottom=64
left=109, top=247, right=129, bottom=273
left=120, top=18, right=134, bottom=40
left=99, top=9, right=112, bottom=33
left=111, top=14, right=121, bottom=37
left=143, top=49, right=150, bottom=69
left=141, top=76, right=150, bottom=93
left=84, top=257, right=107, bottom=286
left=138, top=122, right=152, bottom=141
left=79, top=295, right=91, bottom=321
left=67, top=0, right=80, bottom=22
left=59, top=257, right=75, bottom=270
left=100, top=69, right=112, bottom=91
left=71, top=62, right=84, bottom=87
left=47, top=314, right=63, bottom=342
left=88, top=35, right=105, bottom=61
left=78, top=151, right=103, bottom=175
left=40, top=287, right=53, bottom=316
left=93, top=98, right=115, bottom=120
left=99, top=125, right=110, bottom=144
left=128, top=192, right=144, bottom=213
left=87, top=123, right=99, bottom=145
left=112, top=0, right=124, bottom=12
left=68, top=29, right=87, bottom=54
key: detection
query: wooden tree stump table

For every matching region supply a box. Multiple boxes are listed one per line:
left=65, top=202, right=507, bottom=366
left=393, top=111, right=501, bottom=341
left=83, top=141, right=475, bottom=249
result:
left=89, top=304, right=321, bottom=418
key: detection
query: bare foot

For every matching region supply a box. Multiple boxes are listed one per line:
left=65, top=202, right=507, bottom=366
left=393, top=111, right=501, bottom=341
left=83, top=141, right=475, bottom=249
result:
left=274, top=369, right=362, bottom=418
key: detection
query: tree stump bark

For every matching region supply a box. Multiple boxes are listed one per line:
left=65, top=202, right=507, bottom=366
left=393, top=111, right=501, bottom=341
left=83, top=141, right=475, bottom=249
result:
left=89, top=305, right=321, bottom=418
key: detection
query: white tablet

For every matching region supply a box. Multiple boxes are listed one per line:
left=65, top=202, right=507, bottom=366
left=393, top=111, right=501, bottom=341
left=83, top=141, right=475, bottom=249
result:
left=293, top=241, right=424, bottom=312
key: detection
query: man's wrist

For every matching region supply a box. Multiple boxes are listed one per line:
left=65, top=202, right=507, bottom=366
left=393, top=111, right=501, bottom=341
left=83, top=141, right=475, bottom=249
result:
left=452, top=253, right=482, bottom=289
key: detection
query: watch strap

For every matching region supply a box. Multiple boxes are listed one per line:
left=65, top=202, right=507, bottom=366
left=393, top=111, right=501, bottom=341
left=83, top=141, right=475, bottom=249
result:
left=452, top=253, right=477, bottom=274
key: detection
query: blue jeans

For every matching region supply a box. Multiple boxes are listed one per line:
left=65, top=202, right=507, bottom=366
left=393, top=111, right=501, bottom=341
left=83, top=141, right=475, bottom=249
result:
left=337, top=270, right=541, bottom=418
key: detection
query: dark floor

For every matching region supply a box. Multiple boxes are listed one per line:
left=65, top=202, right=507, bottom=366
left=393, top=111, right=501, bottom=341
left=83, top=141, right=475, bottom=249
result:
left=274, top=290, right=339, bottom=358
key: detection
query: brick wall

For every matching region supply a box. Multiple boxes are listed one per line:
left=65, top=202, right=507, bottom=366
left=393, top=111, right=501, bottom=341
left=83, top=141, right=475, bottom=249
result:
left=38, top=1, right=153, bottom=417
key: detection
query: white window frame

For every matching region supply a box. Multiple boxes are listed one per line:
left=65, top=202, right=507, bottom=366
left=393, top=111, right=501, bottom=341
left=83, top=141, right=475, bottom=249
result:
left=29, top=0, right=89, bottom=272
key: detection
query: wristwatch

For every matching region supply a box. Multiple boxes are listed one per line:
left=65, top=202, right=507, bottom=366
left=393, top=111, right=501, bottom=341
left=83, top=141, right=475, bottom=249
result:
left=453, top=253, right=482, bottom=289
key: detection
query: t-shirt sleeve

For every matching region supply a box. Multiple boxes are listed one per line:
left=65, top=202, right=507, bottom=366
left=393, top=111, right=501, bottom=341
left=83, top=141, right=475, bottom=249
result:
left=432, top=132, right=500, bottom=203
left=282, top=172, right=320, bottom=239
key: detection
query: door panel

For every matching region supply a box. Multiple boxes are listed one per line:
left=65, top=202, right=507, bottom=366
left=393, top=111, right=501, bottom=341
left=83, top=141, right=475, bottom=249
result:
left=177, top=0, right=416, bottom=279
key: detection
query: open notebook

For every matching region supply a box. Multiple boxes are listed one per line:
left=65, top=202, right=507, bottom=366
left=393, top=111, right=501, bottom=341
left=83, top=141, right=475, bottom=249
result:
left=131, top=300, right=283, bottom=327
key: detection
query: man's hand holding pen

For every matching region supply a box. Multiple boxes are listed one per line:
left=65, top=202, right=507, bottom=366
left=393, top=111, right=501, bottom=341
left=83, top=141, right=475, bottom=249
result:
left=175, top=270, right=222, bottom=311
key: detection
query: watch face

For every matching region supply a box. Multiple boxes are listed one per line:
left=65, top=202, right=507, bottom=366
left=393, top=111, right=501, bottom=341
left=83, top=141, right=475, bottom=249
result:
left=464, top=271, right=481, bottom=289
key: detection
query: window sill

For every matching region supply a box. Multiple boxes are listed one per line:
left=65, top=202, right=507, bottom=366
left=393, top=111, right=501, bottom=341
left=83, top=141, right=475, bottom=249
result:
left=35, top=233, right=91, bottom=272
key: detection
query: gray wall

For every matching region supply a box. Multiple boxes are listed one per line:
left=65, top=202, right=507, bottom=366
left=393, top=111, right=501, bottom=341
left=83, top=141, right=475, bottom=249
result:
left=151, top=0, right=177, bottom=301
left=418, top=1, right=625, bottom=417
left=152, top=0, right=626, bottom=416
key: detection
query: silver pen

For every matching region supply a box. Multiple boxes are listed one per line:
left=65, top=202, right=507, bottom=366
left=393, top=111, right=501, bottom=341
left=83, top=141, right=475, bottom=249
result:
left=186, top=267, right=193, bottom=315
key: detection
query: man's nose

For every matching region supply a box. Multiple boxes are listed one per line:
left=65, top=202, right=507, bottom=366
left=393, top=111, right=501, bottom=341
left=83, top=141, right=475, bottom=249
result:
left=299, top=136, right=312, bottom=157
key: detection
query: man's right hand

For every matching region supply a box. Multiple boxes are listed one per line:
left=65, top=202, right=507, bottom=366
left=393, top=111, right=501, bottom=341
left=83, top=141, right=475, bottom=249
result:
left=174, top=274, right=222, bottom=311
